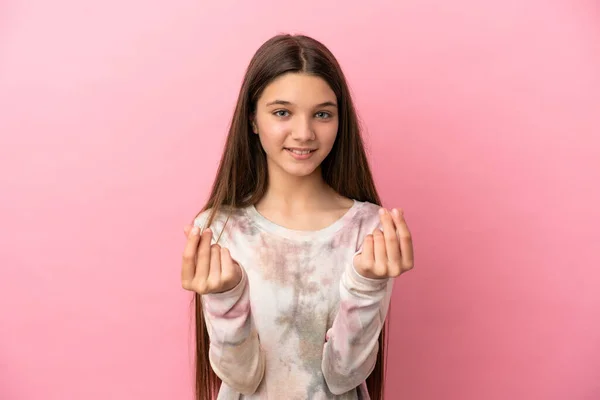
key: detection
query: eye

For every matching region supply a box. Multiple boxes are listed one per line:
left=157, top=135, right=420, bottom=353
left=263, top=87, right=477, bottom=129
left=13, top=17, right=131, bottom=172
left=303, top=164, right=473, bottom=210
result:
left=273, top=110, right=290, bottom=118
left=315, top=111, right=332, bottom=119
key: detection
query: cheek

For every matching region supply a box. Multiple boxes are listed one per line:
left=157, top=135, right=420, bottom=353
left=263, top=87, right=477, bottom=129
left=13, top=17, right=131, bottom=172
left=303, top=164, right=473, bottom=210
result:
left=318, top=122, right=339, bottom=148
left=258, top=121, right=290, bottom=148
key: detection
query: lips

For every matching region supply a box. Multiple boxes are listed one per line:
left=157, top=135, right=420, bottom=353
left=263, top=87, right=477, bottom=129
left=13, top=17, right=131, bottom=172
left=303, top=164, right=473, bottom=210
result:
left=284, top=147, right=317, bottom=160
left=285, top=148, right=315, bottom=155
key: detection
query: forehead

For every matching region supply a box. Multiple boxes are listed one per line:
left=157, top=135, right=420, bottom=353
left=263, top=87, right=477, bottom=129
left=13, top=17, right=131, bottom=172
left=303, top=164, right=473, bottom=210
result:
left=259, top=73, right=336, bottom=106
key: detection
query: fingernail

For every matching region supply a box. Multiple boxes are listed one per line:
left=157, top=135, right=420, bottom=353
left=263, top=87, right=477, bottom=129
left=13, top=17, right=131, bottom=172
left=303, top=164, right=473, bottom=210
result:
left=379, top=208, right=386, bottom=215
left=392, top=208, right=399, bottom=216
left=205, top=228, right=211, bottom=234
left=191, top=226, right=199, bottom=235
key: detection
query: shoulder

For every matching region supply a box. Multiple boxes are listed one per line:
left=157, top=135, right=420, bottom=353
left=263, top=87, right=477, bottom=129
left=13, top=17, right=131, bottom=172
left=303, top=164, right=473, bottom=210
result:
left=332, top=200, right=382, bottom=252
left=192, top=206, right=251, bottom=246
left=193, top=207, right=228, bottom=230
left=348, top=201, right=384, bottom=246
left=352, top=200, right=382, bottom=229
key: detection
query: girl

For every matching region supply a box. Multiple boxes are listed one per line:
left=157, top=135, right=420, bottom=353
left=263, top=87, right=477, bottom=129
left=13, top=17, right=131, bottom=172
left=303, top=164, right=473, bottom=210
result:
left=181, top=34, right=414, bottom=400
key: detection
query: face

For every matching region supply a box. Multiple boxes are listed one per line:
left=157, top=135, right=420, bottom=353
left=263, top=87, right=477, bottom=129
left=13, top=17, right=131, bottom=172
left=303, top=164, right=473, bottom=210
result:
left=251, top=72, right=339, bottom=179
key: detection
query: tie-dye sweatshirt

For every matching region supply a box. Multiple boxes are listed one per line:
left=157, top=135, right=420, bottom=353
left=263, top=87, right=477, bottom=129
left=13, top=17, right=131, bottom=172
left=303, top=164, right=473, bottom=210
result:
left=193, top=200, right=394, bottom=400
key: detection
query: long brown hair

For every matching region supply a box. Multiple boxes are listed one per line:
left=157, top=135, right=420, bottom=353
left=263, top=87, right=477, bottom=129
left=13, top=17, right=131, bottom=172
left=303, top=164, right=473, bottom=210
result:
left=192, top=33, right=388, bottom=400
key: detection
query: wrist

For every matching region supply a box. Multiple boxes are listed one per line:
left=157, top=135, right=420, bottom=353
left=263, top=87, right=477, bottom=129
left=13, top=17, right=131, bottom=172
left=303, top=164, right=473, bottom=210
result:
left=353, top=265, right=388, bottom=280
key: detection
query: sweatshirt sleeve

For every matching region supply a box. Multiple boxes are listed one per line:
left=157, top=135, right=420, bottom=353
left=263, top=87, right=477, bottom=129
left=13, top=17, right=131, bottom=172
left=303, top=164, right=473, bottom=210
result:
left=321, top=259, right=394, bottom=395
left=201, top=266, right=266, bottom=395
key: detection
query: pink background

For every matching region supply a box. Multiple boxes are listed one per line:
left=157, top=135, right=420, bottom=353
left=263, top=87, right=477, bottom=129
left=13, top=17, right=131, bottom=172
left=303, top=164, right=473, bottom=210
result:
left=1, top=1, right=599, bottom=399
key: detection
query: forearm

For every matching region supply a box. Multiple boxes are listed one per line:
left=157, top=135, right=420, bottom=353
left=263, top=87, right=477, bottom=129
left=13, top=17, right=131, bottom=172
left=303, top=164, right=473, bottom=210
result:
left=202, top=269, right=265, bottom=394
left=322, top=262, right=393, bottom=395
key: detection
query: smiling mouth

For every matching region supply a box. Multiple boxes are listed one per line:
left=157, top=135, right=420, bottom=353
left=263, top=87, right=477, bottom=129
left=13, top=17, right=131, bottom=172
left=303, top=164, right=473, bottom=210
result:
left=284, top=148, right=316, bottom=155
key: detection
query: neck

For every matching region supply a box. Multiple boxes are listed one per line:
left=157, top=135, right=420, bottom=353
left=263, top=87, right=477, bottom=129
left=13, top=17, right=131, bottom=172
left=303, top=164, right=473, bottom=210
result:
left=258, top=165, right=335, bottom=212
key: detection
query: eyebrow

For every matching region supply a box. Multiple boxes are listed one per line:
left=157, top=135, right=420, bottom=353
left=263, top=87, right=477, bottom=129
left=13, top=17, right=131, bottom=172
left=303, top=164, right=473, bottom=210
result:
left=265, top=100, right=338, bottom=108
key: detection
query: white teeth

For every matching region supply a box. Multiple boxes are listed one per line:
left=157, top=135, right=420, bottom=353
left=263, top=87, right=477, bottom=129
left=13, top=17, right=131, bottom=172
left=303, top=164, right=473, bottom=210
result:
left=288, top=149, right=312, bottom=155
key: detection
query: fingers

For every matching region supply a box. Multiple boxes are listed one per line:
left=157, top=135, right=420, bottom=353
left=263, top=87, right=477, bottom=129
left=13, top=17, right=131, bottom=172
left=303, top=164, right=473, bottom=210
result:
left=391, top=208, right=414, bottom=271
left=181, top=226, right=201, bottom=289
left=379, top=208, right=402, bottom=275
left=354, top=207, right=414, bottom=280
left=372, top=228, right=387, bottom=275
left=205, top=244, right=222, bottom=290
left=362, top=232, right=374, bottom=263
left=181, top=221, right=243, bottom=294
left=220, top=248, right=238, bottom=286
left=195, top=228, right=213, bottom=283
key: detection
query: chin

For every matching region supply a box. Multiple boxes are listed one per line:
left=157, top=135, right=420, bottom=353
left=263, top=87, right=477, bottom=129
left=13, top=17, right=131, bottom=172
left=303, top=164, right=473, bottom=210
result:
left=282, top=165, right=319, bottom=177
left=266, top=151, right=325, bottom=178
left=273, top=158, right=322, bottom=177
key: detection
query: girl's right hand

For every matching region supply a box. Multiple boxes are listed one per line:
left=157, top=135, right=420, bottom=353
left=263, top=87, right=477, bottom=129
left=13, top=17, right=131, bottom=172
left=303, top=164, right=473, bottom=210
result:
left=181, top=225, right=243, bottom=295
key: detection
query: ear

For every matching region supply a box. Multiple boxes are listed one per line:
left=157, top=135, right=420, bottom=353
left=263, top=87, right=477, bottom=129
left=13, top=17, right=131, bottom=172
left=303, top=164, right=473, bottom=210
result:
left=249, top=115, right=258, bottom=134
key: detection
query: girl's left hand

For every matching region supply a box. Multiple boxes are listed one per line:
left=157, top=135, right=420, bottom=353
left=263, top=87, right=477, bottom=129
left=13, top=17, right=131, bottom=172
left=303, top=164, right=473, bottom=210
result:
left=353, top=208, right=414, bottom=279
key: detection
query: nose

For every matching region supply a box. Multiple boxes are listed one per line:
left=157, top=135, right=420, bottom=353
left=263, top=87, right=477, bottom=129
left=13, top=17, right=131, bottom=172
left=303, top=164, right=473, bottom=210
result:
left=291, top=116, right=315, bottom=142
